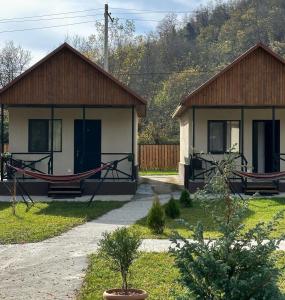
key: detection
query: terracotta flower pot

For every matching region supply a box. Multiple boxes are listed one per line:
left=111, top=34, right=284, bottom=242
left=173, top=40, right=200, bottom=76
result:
left=103, top=288, right=148, bottom=300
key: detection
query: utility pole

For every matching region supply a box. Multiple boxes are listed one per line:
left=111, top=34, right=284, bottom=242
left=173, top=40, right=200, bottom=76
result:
left=104, top=3, right=113, bottom=72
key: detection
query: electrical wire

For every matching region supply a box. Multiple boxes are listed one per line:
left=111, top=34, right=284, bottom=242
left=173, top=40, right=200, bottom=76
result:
left=110, top=8, right=194, bottom=13
left=0, top=7, right=194, bottom=34
left=0, top=13, right=103, bottom=24
left=0, top=8, right=103, bottom=22
left=0, top=20, right=102, bottom=34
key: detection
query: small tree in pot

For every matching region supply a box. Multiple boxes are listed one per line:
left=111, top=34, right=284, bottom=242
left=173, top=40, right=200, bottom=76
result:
left=99, top=227, right=148, bottom=300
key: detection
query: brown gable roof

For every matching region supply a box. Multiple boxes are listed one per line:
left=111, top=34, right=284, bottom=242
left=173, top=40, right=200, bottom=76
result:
left=0, top=43, right=147, bottom=116
left=173, top=43, right=285, bottom=117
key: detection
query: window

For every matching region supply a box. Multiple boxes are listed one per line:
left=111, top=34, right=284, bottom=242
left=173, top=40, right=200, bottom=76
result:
left=208, top=120, right=240, bottom=154
left=28, top=119, right=62, bottom=152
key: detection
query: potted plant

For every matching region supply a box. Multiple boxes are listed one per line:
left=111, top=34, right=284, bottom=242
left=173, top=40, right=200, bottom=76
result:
left=98, top=227, right=148, bottom=300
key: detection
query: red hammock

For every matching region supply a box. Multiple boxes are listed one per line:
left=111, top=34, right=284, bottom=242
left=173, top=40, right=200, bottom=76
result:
left=7, top=162, right=112, bottom=183
left=233, top=170, right=285, bottom=180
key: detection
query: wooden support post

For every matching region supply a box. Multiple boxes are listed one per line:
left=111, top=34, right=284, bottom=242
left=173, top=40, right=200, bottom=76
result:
left=272, top=106, right=276, bottom=171
left=82, top=106, right=86, bottom=172
left=131, top=106, right=135, bottom=181
left=192, top=106, right=196, bottom=151
left=1, top=104, right=4, bottom=181
left=241, top=107, right=244, bottom=170
left=191, top=107, right=196, bottom=181
left=50, top=106, right=54, bottom=174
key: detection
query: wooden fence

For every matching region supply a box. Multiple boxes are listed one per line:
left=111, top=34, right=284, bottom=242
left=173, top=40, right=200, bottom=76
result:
left=138, top=144, right=180, bottom=170
left=2, top=144, right=8, bottom=152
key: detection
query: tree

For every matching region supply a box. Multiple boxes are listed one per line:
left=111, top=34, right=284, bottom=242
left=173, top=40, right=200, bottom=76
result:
left=0, top=41, right=31, bottom=88
left=170, top=153, right=284, bottom=299
left=0, top=41, right=31, bottom=143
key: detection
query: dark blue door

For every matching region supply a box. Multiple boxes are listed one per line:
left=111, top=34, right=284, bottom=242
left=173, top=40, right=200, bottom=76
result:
left=74, top=120, right=101, bottom=178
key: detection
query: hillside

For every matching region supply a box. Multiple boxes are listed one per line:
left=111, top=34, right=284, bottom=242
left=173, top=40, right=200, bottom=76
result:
left=68, top=0, right=285, bottom=143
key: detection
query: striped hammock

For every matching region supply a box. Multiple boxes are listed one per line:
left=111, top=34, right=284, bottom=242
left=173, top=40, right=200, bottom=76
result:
left=233, top=170, right=285, bottom=180
left=7, top=162, right=112, bottom=183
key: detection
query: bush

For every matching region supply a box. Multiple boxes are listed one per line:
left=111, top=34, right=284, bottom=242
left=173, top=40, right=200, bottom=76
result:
left=179, top=189, right=192, bottom=207
left=165, top=197, right=180, bottom=219
left=147, top=196, right=165, bottom=234
left=98, top=227, right=141, bottom=292
left=170, top=153, right=284, bottom=300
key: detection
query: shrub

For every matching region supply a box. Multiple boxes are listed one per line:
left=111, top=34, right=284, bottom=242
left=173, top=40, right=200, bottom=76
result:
left=98, top=227, right=141, bottom=292
left=170, top=152, right=284, bottom=300
left=165, top=197, right=180, bottom=219
left=147, top=196, right=165, bottom=234
left=179, top=189, right=192, bottom=207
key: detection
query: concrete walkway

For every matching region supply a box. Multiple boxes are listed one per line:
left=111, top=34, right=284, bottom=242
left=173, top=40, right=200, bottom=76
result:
left=0, top=189, right=174, bottom=300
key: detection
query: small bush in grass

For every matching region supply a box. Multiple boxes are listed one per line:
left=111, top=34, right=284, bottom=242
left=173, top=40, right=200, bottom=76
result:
left=147, top=196, right=165, bottom=234
left=165, top=197, right=180, bottom=219
left=179, top=189, right=192, bottom=207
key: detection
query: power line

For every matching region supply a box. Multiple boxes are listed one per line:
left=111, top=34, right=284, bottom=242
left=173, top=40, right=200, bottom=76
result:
left=110, top=7, right=194, bottom=13
left=118, top=18, right=162, bottom=23
left=0, top=20, right=102, bottom=34
left=0, top=17, right=177, bottom=34
left=0, top=13, right=103, bottom=24
left=0, top=8, right=103, bottom=22
left=0, top=7, right=194, bottom=34
left=0, top=7, right=194, bottom=23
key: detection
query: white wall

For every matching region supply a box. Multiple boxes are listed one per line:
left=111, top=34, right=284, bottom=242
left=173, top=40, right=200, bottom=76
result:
left=8, top=107, right=137, bottom=176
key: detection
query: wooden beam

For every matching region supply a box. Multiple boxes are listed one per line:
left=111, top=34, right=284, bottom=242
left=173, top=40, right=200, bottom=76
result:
left=82, top=106, right=86, bottom=173
left=50, top=106, right=54, bottom=174
left=131, top=106, right=135, bottom=180
left=241, top=107, right=244, bottom=155
left=192, top=107, right=196, bottom=152
left=272, top=106, right=276, bottom=171
left=1, top=104, right=4, bottom=181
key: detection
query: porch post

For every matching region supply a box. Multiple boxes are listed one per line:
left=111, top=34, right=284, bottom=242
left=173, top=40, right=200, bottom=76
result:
left=272, top=106, right=276, bottom=171
left=1, top=104, right=4, bottom=181
left=192, top=106, right=196, bottom=151
left=191, top=106, right=196, bottom=181
left=131, top=105, right=135, bottom=181
left=240, top=107, right=244, bottom=155
left=240, top=107, right=244, bottom=170
left=50, top=105, right=54, bottom=174
left=82, top=106, right=86, bottom=172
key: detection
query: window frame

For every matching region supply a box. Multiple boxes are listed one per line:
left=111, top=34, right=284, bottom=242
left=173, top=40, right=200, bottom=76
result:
left=207, top=120, right=240, bottom=154
left=28, top=119, right=62, bottom=153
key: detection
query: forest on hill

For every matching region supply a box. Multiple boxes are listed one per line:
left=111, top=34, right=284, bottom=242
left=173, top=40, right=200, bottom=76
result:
left=2, top=0, right=285, bottom=144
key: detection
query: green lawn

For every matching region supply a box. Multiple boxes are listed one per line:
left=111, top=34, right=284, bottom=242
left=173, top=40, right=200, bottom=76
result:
left=0, top=201, right=126, bottom=244
left=139, top=170, right=178, bottom=176
left=130, top=198, right=285, bottom=239
left=78, top=252, right=285, bottom=300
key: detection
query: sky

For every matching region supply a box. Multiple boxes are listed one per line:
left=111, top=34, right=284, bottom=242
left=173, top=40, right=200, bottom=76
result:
left=0, top=0, right=210, bottom=63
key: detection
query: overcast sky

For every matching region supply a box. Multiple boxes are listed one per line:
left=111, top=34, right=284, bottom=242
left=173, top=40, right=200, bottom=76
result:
left=0, top=0, right=211, bottom=63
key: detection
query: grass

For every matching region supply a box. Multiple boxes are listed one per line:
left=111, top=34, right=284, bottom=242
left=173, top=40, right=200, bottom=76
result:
left=78, top=252, right=285, bottom=300
left=78, top=253, right=185, bottom=300
left=139, top=170, right=178, bottom=176
left=130, top=197, right=285, bottom=239
left=0, top=201, right=126, bottom=244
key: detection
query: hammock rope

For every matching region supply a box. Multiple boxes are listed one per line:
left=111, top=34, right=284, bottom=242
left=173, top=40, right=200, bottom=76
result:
left=233, top=170, right=285, bottom=180
left=7, top=162, right=113, bottom=183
